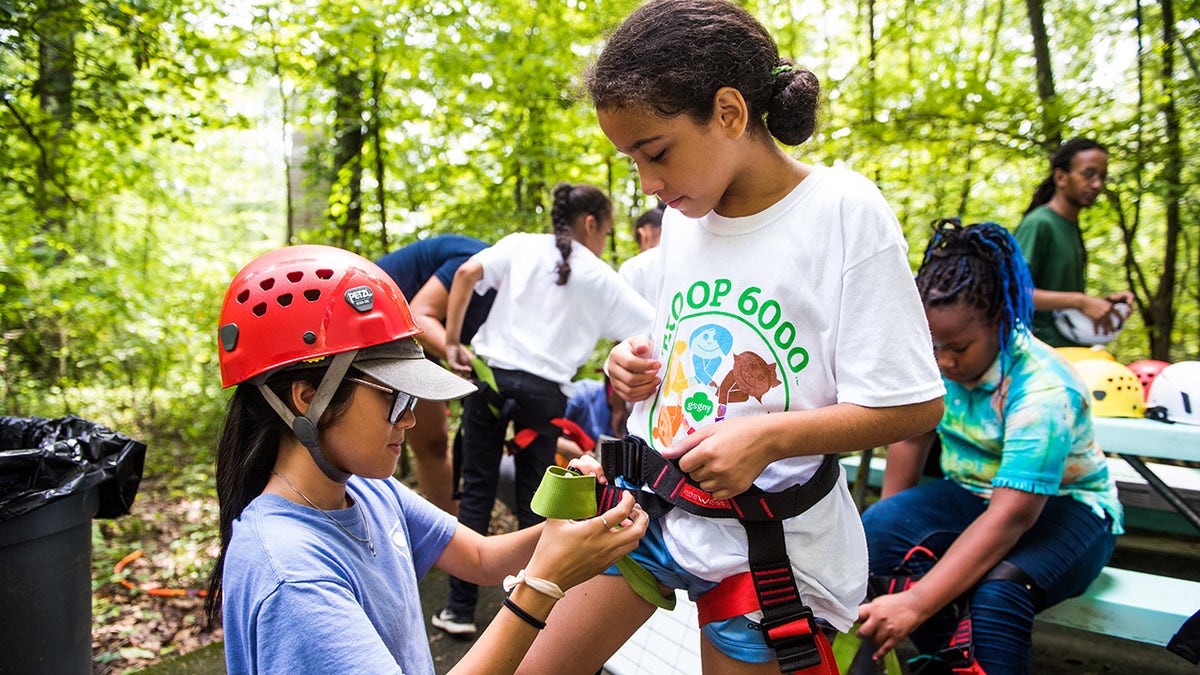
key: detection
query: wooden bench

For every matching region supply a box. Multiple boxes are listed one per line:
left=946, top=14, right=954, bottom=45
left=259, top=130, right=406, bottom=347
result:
left=1037, top=566, right=1200, bottom=646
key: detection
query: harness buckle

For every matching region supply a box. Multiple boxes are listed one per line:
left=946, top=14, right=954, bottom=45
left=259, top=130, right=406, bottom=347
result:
left=603, top=435, right=643, bottom=481
left=760, top=607, right=823, bottom=671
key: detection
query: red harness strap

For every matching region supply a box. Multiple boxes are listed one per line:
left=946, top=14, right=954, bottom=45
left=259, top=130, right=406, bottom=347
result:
left=508, top=418, right=595, bottom=454
left=697, top=571, right=836, bottom=675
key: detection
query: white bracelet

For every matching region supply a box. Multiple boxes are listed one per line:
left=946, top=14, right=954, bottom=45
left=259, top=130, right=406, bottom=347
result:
left=503, top=569, right=565, bottom=600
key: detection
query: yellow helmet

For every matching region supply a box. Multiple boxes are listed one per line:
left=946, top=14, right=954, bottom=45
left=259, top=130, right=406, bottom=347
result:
left=1072, top=358, right=1145, bottom=418
left=1057, top=346, right=1115, bottom=363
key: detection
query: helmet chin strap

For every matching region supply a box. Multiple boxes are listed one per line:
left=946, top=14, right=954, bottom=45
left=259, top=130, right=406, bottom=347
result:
left=254, top=350, right=358, bottom=483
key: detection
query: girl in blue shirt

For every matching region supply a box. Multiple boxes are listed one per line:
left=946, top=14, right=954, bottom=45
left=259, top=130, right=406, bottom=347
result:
left=856, top=220, right=1122, bottom=674
left=204, top=245, right=646, bottom=674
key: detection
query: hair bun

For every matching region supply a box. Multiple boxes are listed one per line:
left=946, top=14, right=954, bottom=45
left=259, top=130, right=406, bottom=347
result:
left=766, top=65, right=820, bottom=146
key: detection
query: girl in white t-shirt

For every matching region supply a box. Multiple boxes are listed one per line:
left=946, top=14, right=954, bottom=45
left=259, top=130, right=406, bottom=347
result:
left=435, top=182, right=655, bottom=637
left=519, top=1, right=945, bottom=673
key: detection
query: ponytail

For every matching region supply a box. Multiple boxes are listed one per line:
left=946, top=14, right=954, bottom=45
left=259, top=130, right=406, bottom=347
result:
left=549, top=183, right=612, bottom=285
left=204, top=367, right=354, bottom=627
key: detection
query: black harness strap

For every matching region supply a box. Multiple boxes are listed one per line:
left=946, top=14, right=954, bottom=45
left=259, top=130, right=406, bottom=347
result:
left=1168, top=609, right=1200, bottom=665
left=599, top=435, right=840, bottom=521
left=598, top=435, right=838, bottom=673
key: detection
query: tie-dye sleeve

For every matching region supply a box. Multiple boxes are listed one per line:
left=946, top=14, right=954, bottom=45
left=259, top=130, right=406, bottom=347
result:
left=993, top=380, right=1082, bottom=494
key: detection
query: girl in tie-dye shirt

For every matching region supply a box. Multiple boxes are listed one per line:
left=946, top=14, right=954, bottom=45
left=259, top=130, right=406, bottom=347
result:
left=857, top=220, right=1122, bottom=675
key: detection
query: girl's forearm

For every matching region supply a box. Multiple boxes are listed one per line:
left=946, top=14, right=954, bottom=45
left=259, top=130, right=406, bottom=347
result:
left=902, top=489, right=1046, bottom=621
left=762, top=398, right=944, bottom=463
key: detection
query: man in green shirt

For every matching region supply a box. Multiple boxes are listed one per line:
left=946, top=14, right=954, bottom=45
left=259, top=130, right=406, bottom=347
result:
left=1015, top=138, right=1135, bottom=346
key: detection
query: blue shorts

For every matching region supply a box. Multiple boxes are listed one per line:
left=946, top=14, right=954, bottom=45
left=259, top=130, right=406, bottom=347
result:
left=604, top=518, right=832, bottom=663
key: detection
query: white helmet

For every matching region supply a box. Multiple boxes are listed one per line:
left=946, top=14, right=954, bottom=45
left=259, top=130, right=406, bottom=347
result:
left=1053, top=302, right=1131, bottom=346
left=1146, top=361, right=1200, bottom=426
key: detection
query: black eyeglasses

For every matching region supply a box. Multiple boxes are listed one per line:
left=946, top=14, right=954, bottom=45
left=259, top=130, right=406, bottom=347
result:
left=344, top=377, right=418, bottom=423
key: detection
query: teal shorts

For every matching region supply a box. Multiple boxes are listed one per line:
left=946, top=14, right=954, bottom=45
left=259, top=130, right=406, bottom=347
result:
left=604, top=518, right=833, bottom=663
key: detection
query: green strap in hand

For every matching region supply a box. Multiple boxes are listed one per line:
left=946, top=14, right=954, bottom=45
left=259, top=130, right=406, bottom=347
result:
left=531, top=466, right=675, bottom=610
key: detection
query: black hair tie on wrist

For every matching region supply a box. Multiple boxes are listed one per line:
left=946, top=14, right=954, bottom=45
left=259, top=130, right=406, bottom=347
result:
left=503, top=597, right=547, bottom=630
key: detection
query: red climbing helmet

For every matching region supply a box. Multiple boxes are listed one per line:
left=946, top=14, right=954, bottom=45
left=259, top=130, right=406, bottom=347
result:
left=218, top=245, right=421, bottom=388
left=1127, top=359, right=1170, bottom=398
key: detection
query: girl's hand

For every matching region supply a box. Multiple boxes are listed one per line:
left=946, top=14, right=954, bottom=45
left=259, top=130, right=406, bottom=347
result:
left=444, top=343, right=476, bottom=377
left=660, top=417, right=771, bottom=500
left=524, top=492, right=646, bottom=592
left=567, top=454, right=608, bottom=485
left=856, top=591, right=930, bottom=660
left=606, top=337, right=661, bottom=402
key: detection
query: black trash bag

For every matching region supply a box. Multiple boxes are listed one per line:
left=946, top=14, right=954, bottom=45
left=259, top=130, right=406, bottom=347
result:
left=0, top=414, right=146, bottom=522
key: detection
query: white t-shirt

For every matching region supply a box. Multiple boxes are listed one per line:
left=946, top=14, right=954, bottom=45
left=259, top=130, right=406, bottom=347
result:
left=618, top=246, right=663, bottom=304
left=470, top=232, right=655, bottom=388
left=628, top=165, right=945, bottom=630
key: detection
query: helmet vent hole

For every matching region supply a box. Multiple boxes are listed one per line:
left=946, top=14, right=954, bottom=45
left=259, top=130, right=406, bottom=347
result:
left=304, top=289, right=321, bottom=302
left=236, top=289, right=250, bottom=304
left=287, top=271, right=304, bottom=283
left=259, top=278, right=275, bottom=291
left=252, top=302, right=267, bottom=317
left=277, top=293, right=293, bottom=307
left=316, top=268, right=334, bottom=280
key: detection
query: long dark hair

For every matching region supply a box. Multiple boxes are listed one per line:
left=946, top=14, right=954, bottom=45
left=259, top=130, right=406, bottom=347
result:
left=917, top=218, right=1034, bottom=362
left=549, top=182, right=612, bottom=285
left=586, top=0, right=820, bottom=147
left=203, top=367, right=355, bottom=626
left=1023, top=138, right=1108, bottom=215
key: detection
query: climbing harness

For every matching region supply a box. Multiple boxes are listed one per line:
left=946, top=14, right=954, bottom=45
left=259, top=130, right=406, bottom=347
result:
left=867, top=546, right=1046, bottom=674
left=594, top=435, right=841, bottom=674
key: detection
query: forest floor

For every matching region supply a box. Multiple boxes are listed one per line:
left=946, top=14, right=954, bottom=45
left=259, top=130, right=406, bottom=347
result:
left=91, top=469, right=224, bottom=674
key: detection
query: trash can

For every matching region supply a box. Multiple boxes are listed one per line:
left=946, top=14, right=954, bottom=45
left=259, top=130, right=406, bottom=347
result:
left=0, top=415, right=146, bottom=675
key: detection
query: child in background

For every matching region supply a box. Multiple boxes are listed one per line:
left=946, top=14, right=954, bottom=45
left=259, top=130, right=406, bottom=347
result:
left=856, top=220, right=1121, bottom=674
left=520, top=1, right=945, bottom=672
left=435, top=182, right=655, bottom=638
left=618, top=202, right=665, bottom=302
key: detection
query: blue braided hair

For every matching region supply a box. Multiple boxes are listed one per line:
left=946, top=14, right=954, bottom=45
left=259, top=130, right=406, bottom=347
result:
left=916, top=218, right=1035, bottom=360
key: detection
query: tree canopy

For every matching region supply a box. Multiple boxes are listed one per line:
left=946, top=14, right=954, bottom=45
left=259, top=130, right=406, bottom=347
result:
left=1, top=0, right=1196, bottom=443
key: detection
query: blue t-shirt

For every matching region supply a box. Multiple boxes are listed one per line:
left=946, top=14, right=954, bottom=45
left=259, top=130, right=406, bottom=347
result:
left=222, top=477, right=457, bottom=674
left=375, top=235, right=496, bottom=345
left=938, top=333, right=1123, bottom=533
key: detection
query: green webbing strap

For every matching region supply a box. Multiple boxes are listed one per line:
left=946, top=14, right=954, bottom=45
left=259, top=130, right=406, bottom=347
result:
left=469, top=355, right=502, bottom=417
left=530, top=466, right=675, bottom=610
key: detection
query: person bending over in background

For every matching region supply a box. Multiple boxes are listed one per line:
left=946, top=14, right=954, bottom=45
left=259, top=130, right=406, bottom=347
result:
left=375, top=234, right=497, bottom=514
left=436, top=182, right=655, bottom=638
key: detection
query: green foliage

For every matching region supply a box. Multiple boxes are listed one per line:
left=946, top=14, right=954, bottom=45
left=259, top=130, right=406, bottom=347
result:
left=0, top=1, right=1193, bottom=667
left=0, top=0, right=1195, bottom=502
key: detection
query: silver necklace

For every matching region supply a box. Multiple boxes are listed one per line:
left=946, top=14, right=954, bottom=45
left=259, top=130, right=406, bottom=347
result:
left=271, top=471, right=376, bottom=556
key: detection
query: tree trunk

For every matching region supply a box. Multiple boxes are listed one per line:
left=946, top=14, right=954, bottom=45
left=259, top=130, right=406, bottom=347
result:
left=371, top=56, right=389, bottom=251
left=35, top=0, right=78, bottom=233
left=330, top=68, right=365, bottom=247
left=1023, top=0, right=1061, bottom=149
left=1149, top=0, right=1180, bottom=360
